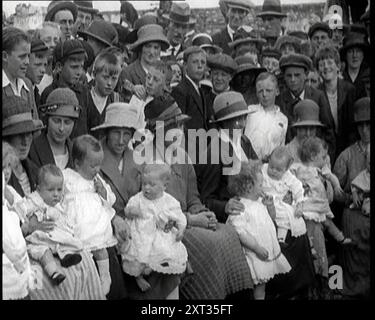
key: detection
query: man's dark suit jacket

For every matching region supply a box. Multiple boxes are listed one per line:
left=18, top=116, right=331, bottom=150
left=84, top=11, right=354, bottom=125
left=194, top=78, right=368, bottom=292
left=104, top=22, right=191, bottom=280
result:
left=8, top=158, right=39, bottom=197
left=212, top=26, right=233, bottom=55
left=276, top=85, right=336, bottom=163
left=318, top=78, right=358, bottom=158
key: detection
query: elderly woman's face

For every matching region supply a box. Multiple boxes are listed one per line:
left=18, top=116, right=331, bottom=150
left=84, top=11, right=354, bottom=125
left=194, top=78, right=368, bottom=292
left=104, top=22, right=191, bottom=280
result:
left=357, top=122, right=370, bottom=144
left=141, top=41, right=161, bottom=65
left=8, top=132, right=33, bottom=160
left=346, top=47, right=364, bottom=70
left=107, top=127, right=133, bottom=156
left=47, top=116, right=75, bottom=145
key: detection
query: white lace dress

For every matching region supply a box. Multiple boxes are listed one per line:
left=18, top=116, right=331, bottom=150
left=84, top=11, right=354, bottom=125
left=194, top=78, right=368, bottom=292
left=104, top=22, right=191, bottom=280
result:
left=227, top=198, right=291, bottom=285
left=62, top=169, right=117, bottom=251
left=121, top=191, right=188, bottom=276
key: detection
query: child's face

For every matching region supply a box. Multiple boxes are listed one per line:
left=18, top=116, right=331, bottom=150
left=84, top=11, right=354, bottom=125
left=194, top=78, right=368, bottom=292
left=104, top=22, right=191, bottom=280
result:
left=60, top=57, right=84, bottom=86
left=75, top=149, right=104, bottom=180
left=317, top=58, right=338, bottom=82
left=267, top=155, right=289, bottom=180
left=38, top=173, right=64, bottom=207
left=2, top=154, right=14, bottom=184
left=142, top=172, right=166, bottom=200
left=95, top=67, right=120, bottom=97
left=145, top=66, right=166, bottom=97
left=312, top=147, right=327, bottom=169
left=3, top=40, right=31, bottom=80
left=170, top=64, right=182, bottom=84
left=26, top=53, right=48, bottom=85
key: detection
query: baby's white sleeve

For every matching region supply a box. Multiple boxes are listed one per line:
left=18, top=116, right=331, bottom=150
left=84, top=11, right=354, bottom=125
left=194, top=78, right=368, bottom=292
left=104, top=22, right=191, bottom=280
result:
left=285, top=170, right=304, bottom=203
left=99, top=176, right=117, bottom=206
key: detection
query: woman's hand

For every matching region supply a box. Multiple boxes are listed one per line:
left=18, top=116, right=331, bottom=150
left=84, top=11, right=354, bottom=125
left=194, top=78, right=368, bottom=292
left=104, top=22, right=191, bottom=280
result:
left=225, top=197, right=245, bottom=216
left=112, top=215, right=129, bottom=242
left=26, top=215, right=56, bottom=234
left=189, top=211, right=218, bottom=230
left=133, top=85, right=146, bottom=100
left=254, top=245, right=269, bottom=261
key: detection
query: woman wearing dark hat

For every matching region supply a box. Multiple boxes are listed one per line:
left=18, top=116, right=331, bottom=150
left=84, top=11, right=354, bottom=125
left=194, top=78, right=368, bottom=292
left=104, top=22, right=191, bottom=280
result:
left=333, top=97, right=370, bottom=299
left=120, top=95, right=254, bottom=299
left=275, top=35, right=301, bottom=56
left=231, top=55, right=266, bottom=105
left=198, top=91, right=258, bottom=222
left=121, top=24, right=169, bottom=100
left=28, top=88, right=80, bottom=170
left=3, top=96, right=44, bottom=197
left=340, top=32, right=369, bottom=99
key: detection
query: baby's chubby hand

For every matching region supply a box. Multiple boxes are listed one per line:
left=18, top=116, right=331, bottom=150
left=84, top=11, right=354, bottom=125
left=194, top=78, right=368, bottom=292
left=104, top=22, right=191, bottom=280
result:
left=124, top=205, right=142, bottom=219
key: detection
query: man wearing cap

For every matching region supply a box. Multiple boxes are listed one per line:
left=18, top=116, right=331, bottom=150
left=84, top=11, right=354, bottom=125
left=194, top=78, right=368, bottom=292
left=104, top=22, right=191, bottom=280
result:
left=3, top=27, right=39, bottom=121
left=73, top=1, right=98, bottom=34
left=205, top=53, right=238, bottom=124
left=229, top=26, right=266, bottom=61
left=212, top=0, right=253, bottom=55
left=276, top=53, right=336, bottom=161
left=257, top=0, right=286, bottom=38
left=77, top=20, right=119, bottom=56
left=26, top=40, right=49, bottom=109
left=45, top=1, right=78, bottom=41
left=308, top=22, right=332, bottom=54
left=161, top=2, right=196, bottom=59
left=41, top=39, right=89, bottom=138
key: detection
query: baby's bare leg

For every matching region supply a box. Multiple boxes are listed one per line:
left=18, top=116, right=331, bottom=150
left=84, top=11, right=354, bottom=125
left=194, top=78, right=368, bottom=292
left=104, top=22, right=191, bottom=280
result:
left=136, top=275, right=151, bottom=292
left=40, top=249, right=66, bottom=285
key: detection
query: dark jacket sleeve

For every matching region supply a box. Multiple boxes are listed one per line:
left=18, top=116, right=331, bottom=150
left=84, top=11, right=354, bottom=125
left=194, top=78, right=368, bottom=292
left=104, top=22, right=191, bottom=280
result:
left=171, top=84, right=188, bottom=114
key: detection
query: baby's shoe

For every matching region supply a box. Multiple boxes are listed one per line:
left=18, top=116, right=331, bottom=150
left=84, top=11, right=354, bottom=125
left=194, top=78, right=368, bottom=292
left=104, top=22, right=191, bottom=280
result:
left=61, top=253, right=82, bottom=268
left=51, top=272, right=66, bottom=286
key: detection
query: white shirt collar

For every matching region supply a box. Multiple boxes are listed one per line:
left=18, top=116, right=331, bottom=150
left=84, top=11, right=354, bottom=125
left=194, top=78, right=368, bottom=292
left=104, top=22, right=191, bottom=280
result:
left=2, top=70, right=29, bottom=96
left=227, top=24, right=236, bottom=41
left=186, top=74, right=200, bottom=95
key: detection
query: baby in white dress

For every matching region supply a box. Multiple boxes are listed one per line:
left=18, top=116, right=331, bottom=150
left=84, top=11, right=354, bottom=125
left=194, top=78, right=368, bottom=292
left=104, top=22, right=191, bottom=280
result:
left=14, top=165, right=83, bottom=286
left=121, top=163, right=188, bottom=293
left=63, top=135, right=118, bottom=295
left=226, top=160, right=291, bottom=300
left=261, top=147, right=307, bottom=243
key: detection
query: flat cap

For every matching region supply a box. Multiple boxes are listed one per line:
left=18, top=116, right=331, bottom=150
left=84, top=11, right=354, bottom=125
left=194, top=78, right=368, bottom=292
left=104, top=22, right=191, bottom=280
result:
left=308, top=22, right=332, bottom=39
left=31, top=39, right=48, bottom=54
left=279, top=53, right=312, bottom=72
left=183, top=46, right=206, bottom=62
left=53, top=39, right=86, bottom=63
left=207, top=53, right=238, bottom=75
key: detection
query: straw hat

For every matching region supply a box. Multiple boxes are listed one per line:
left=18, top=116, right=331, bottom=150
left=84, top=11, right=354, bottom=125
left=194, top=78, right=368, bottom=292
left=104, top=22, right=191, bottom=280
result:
left=211, top=91, right=253, bottom=123
left=257, top=0, right=286, bottom=18
left=45, top=1, right=78, bottom=22
left=192, top=33, right=222, bottom=54
left=39, top=88, right=81, bottom=119
left=129, top=24, right=169, bottom=52
left=353, top=97, right=370, bottom=123
left=91, top=102, right=140, bottom=131
left=162, top=2, right=196, bottom=25
left=291, top=99, right=324, bottom=127
left=3, top=96, right=44, bottom=137
left=78, top=20, right=118, bottom=47
left=125, top=14, right=158, bottom=45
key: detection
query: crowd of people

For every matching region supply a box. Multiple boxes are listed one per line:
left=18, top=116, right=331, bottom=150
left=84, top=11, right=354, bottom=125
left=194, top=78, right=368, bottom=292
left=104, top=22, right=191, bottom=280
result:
left=2, top=0, right=370, bottom=301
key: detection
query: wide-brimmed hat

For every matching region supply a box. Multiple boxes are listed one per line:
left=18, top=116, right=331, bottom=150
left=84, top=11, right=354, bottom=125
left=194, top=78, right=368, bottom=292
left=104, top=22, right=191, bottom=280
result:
left=233, top=55, right=266, bottom=77
left=257, top=0, right=286, bottom=18
left=125, top=14, right=158, bottom=45
left=275, top=35, right=301, bottom=53
left=192, top=33, right=222, bottom=54
left=162, top=2, right=196, bottom=25
left=287, top=30, right=309, bottom=40
left=45, top=1, right=78, bottom=22
left=211, top=91, right=253, bottom=123
left=39, top=88, right=81, bottom=119
left=308, top=22, right=332, bottom=39
left=129, top=24, right=169, bottom=52
left=291, top=99, right=324, bottom=127
left=78, top=20, right=118, bottom=47
left=340, top=33, right=369, bottom=61
left=73, top=1, right=98, bottom=14
left=353, top=97, right=370, bottom=123
left=229, top=26, right=266, bottom=50
left=225, top=0, right=254, bottom=12
left=207, top=53, right=238, bottom=75
left=3, top=96, right=44, bottom=137
left=279, top=53, right=312, bottom=72
left=144, top=94, right=191, bottom=131
left=91, top=102, right=140, bottom=131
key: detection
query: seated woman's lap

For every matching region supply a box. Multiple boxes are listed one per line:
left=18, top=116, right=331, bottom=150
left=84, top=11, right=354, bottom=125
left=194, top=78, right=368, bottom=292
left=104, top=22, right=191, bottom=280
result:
left=29, top=250, right=106, bottom=300
left=180, top=223, right=253, bottom=300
